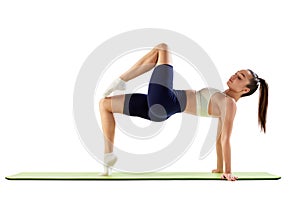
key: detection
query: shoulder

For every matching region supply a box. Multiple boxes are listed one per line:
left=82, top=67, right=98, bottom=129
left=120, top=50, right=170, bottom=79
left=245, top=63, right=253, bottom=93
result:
left=224, top=96, right=237, bottom=117
left=225, top=96, right=236, bottom=108
left=213, top=93, right=236, bottom=117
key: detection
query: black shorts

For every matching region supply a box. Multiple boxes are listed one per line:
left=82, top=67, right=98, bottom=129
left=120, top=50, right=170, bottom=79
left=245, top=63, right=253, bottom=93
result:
left=123, top=64, right=187, bottom=122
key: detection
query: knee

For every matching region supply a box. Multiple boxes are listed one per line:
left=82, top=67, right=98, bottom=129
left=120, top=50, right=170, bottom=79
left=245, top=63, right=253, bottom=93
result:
left=99, top=97, right=109, bottom=111
left=156, top=43, right=168, bottom=51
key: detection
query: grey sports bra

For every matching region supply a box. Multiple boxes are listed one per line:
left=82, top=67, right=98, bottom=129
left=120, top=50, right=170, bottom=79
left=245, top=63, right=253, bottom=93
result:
left=195, top=88, right=221, bottom=117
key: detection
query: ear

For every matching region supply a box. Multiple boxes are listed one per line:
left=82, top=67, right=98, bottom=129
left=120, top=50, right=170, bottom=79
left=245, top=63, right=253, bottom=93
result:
left=243, top=87, right=250, bottom=94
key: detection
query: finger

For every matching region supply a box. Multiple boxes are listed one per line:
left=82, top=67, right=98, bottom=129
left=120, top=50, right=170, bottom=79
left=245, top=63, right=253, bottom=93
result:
left=227, top=174, right=235, bottom=181
left=231, top=176, right=238, bottom=181
left=225, top=175, right=231, bottom=181
left=221, top=174, right=226, bottom=180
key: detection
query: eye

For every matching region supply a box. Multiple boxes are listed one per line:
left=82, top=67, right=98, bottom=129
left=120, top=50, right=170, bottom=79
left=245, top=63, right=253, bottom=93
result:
left=238, top=77, right=242, bottom=80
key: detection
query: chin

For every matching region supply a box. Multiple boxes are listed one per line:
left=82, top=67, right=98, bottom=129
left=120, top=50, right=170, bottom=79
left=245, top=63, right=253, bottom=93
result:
left=226, top=81, right=231, bottom=87
left=227, top=82, right=235, bottom=91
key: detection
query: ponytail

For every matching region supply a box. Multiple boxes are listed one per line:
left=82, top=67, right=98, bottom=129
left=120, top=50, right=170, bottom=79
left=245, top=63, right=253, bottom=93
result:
left=258, top=78, right=268, bottom=133
left=242, top=69, right=269, bottom=133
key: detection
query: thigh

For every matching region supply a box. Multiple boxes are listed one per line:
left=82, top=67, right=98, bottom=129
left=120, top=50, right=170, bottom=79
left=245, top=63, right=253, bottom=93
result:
left=105, top=94, right=126, bottom=114
left=123, top=93, right=151, bottom=120
left=149, top=64, right=173, bottom=89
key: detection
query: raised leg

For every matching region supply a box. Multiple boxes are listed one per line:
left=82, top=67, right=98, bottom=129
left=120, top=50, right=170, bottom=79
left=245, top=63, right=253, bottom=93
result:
left=103, top=43, right=172, bottom=98
left=120, top=43, right=172, bottom=81
left=101, top=43, right=173, bottom=142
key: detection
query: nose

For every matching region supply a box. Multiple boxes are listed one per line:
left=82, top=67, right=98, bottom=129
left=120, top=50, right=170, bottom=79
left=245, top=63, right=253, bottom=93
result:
left=231, top=74, right=238, bottom=80
left=230, top=75, right=235, bottom=82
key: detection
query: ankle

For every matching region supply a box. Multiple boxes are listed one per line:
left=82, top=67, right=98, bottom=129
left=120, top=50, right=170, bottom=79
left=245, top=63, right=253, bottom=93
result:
left=119, top=76, right=128, bottom=82
left=104, top=152, right=114, bottom=156
left=104, top=152, right=118, bottom=165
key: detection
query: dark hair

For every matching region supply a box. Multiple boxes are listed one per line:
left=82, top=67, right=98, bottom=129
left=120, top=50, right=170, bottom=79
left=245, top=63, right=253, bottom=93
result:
left=241, top=69, right=269, bottom=133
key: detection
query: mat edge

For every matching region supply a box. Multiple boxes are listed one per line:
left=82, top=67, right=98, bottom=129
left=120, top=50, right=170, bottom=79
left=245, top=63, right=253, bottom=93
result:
left=5, top=171, right=281, bottom=181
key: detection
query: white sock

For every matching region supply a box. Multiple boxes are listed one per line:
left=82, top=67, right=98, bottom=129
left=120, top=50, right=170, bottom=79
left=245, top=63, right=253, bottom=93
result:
left=100, top=153, right=118, bottom=176
left=104, top=152, right=118, bottom=166
left=101, top=166, right=111, bottom=176
left=102, top=77, right=126, bottom=97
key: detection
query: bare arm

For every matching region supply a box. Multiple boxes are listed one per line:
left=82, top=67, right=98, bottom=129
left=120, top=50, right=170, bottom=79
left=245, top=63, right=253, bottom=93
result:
left=212, top=119, right=223, bottom=173
left=220, top=97, right=238, bottom=181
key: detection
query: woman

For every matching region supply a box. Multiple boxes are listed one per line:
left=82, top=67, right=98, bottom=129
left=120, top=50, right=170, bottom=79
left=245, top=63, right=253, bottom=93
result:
left=99, top=43, right=268, bottom=181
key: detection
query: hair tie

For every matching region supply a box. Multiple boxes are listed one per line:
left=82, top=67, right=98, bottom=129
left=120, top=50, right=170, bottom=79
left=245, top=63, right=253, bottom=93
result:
left=258, top=78, right=265, bottom=84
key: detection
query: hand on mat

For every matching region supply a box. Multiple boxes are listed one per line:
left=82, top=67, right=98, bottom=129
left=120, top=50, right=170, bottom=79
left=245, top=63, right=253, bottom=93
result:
left=221, top=173, right=238, bottom=181
left=212, top=169, right=223, bottom=173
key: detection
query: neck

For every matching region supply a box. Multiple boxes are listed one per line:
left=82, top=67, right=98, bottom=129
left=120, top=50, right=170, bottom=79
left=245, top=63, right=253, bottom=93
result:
left=224, top=89, right=241, bottom=102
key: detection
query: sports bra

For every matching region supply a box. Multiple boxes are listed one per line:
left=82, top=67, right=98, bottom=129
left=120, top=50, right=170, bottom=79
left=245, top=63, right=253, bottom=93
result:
left=195, top=88, right=222, bottom=117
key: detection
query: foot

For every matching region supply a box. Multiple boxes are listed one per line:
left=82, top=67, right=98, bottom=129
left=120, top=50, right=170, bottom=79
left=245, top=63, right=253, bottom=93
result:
left=99, top=153, right=118, bottom=176
left=100, top=166, right=112, bottom=176
left=104, top=152, right=118, bottom=167
left=102, top=77, right=126, bottom=98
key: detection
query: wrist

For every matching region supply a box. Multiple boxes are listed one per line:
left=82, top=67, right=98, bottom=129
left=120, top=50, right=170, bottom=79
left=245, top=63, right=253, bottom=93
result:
left=224, top=164, right=231, bottom=174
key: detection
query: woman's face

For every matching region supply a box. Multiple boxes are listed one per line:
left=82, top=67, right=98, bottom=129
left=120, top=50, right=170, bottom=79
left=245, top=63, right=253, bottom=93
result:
left=227, top=70, right=253, bottom=93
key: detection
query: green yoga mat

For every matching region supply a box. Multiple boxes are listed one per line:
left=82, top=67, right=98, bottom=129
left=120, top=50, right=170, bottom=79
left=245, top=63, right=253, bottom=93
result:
left=6, top=172, right=280, bottom=180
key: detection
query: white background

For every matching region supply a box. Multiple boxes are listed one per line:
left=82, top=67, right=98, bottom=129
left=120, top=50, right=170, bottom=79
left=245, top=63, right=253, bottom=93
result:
left=1, top=0, right=299, bottom=199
